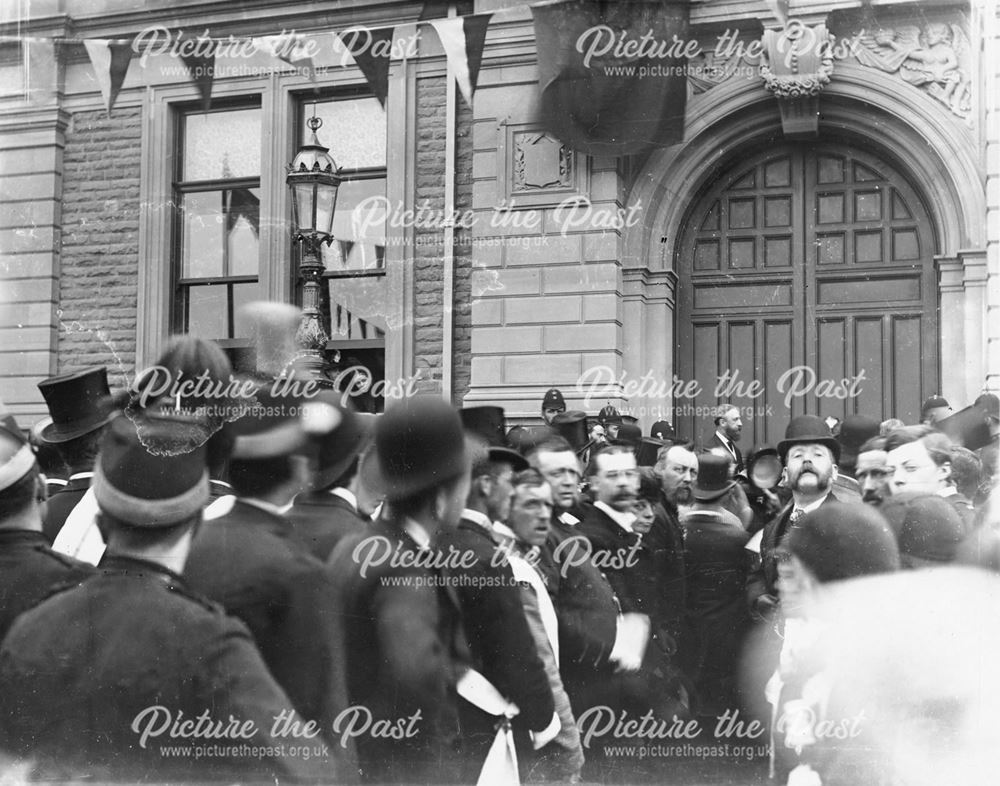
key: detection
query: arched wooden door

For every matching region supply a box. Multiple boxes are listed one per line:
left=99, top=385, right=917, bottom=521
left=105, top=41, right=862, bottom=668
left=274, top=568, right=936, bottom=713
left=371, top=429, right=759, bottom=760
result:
left=677, top=142, right=938, bottom=448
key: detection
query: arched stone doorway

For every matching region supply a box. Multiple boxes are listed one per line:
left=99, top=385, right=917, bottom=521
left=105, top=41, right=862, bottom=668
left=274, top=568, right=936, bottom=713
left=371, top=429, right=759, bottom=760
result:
left=675, top=139, right=939, bottom=447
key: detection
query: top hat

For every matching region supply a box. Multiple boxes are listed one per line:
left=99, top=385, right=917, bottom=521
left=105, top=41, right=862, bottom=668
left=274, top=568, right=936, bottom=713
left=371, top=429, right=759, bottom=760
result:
left=974, top=393, right=1000, bottom=422
left=461, top=406, right=528, bottom=471
left=37, top=367, right=117, bottom=444
left=611, top=422, right=642, bottom=449
left=302, top=392, right=376, bottom=490
left=936, top=406, right=994, bottom=452
left=551, top=410, right=589, bottom=452
left=363, top=395, right=470, bottom=502
left=777, top=415, right=841, bottom=464
left=542, top=388, right=566, bottom=411
left=93, top=415, right=209, bottom=528
left=837, top=415, right=880, bottom=455
left=747, top=445, right=782, bottom=489
left=636, top=437, right=665, bottom=467
left=783, top=502, right=899, bottom=583
left=692, top=453, right=736, bottom=501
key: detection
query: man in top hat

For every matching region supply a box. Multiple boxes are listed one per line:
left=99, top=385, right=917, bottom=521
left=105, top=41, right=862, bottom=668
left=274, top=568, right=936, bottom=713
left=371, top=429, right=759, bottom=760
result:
left=183, top=391, right=351, bottom=754
left=288, top=393, right=375, bottom=560
left=36, top=367, right=118, bottom=543
left=679, top=453, right=751, bottom=716
left=0, top=420, right=93, bottom=641
left=831, top=414, right=879, bottom=504
left=921, top=394, right=952, bottom=426
left=436, top=406, right=557, bottom=780
left=328, top=395, right=472, bottom=783
left=710, top=404, right=745, bottom=476
left=0, top=414, right=329, bottom=782
left=884, top=424, right=975, bottom=530
left=746, top=415, right=844, bottom=622
left=542, top=388, right=567, bottom=426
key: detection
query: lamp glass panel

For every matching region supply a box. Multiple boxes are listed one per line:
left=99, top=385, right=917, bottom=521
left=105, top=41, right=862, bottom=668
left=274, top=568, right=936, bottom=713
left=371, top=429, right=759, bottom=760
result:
left=315, top=183, right=337, bottom=237
left=293, top=182, right=316, bottom=232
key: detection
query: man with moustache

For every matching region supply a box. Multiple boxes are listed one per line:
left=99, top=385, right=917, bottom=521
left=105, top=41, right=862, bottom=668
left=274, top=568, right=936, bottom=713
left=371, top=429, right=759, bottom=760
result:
left=525, top=439, right=644, bottom=710
left=652, top=444, right=696, bottom=638
left=710, top=404, right=745, bottom=476
left=855, top=436, right=892, bottom=506
left=747, top=415, right=843, bottom=622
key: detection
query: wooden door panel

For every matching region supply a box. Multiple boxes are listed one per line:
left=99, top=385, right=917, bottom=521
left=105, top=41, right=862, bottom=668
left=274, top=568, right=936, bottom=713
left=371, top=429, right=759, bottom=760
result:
left=678, top=142, right=938, bottom=443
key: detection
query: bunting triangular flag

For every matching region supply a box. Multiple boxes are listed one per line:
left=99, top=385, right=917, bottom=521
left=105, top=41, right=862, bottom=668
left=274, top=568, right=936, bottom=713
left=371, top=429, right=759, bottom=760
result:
left=180, top=51, right=215, bottom=111
left=428, top=14, right=492, bottom=107
left=83, top=39, right=133, bottom=114
left=335, top=27, right=396, bottom=106
left=463, top=14, right=492, bottom=102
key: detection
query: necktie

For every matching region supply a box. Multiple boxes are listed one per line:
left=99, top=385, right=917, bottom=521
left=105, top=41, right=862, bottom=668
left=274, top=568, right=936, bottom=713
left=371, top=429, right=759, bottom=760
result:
left=789, top=507, right=805, bottom=527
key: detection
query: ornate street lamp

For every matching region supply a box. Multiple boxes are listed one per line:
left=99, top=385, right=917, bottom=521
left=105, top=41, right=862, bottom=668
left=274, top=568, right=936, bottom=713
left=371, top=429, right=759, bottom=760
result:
left=286, top=114, right=342, bottom=380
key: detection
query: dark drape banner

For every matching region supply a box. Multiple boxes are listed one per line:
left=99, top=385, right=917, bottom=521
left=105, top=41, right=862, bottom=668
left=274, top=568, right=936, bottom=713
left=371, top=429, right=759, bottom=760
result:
left=530, top=0, right=690, bottom=157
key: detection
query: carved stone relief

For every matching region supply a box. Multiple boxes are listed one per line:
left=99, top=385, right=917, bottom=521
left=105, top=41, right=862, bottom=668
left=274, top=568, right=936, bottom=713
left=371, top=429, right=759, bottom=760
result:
left=512, top=131, right=572, bottom=192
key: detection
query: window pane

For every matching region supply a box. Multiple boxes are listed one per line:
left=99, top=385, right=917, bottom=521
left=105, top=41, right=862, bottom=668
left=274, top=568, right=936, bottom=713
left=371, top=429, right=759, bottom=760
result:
left=327, top=276, right=387, bottom=340
left=321, top=178, right=387, bottom=272
left=183, top=107, right=261, bottom=180
left=232, top=282, right=263, bottom=335
left=186, top=285, right=228, bottom=338
left=181, top=192, right=224, bottom=278
left=305, top=98, right=386, bottom=169
left=226, top=188, right=261, bottom=276
left=181, top=189, right=261, bottom=278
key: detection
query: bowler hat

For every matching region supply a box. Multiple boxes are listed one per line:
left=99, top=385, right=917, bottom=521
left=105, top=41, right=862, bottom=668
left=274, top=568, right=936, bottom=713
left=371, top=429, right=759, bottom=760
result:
left=506, top=425, right=557, bottom=457
left=542, top=388, right=566, bottom=411
left=879, top=492, right=964, bottom=566
left=552, top=410, right=589, bottom=452
left=692, top=453, right=736, bottom=501
left=747, top=445, right=782, bottom=489
left=936, top=406, right=994, bottom=452
left=611, top=423, right=642, bottom=449
left=777, top=415, right=841, bottom=464
left=783, top=502, right=899, bottom=583
left=37, top=367, right=117, bottom=444
left=461, top=406, right=528, bottom=471
left=921, top=395, right=950, bottom=420
left=226, top=388, right=308, bottom=460
left=973, top=393, right=999, bottom=422
left=302, top=392, right=376, bottom=490
left=837, top=415, right=880, bottom=455
left=93, top=415, right=209, bottom=528
left=363, top=395, right=470, bottom=501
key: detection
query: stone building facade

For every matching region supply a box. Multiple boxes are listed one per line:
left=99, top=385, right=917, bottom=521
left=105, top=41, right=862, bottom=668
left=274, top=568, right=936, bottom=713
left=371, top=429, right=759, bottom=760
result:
left=1, top=0, right=997, bottom=447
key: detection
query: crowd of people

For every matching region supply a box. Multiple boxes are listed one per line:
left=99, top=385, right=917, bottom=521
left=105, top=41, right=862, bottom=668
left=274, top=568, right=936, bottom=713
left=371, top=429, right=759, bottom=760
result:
left=1, top=307, right=999, bottom=786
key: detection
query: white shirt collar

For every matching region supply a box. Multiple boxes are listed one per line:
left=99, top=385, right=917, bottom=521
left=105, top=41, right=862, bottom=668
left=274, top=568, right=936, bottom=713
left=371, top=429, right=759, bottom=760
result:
left=240, top=497, right=293, bottom=517
left=557, top=511, right=579, bottom=526
left=792, top=494, right=829, bottom=515
left=330, top=487, right=359, bottom=511
left=68, top=472, right=94, bottom=482
left=937, top=487, right=957, bottom=498
left=595, top=500, right=636, bottom=533
left=403, top=517, right=432, bottom=551
left=461, top=508, right=493, bottom=532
